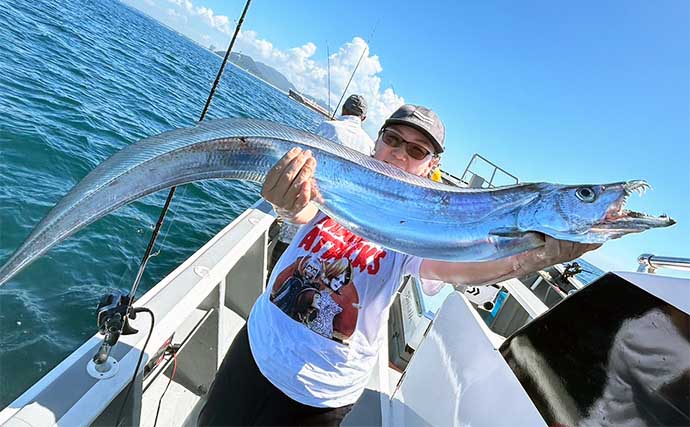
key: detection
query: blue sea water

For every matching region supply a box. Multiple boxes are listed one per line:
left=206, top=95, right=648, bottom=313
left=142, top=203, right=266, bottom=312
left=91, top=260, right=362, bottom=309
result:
left=0, top=0, right=323, bottom=407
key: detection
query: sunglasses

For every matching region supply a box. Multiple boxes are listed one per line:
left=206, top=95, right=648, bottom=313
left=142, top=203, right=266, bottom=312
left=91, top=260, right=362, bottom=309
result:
left=378, top=128, right=434, bottom=160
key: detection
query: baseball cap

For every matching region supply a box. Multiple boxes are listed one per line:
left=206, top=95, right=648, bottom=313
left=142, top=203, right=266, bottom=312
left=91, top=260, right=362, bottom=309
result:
left=342, top=94, right=367, bottom=117
left=383, top=104, right=445, bottom=153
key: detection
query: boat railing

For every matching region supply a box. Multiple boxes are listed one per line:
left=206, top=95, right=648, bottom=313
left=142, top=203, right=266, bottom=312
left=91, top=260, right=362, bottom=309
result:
left=0, top=199, right=277, bottom=427
left=637, top=253, right=690, bottom=274
left=459, top=153, right=519, bottom=188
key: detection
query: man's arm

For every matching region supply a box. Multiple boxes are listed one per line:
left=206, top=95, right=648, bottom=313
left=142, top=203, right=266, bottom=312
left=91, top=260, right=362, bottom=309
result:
left=420, top=237, right=601, bottom=287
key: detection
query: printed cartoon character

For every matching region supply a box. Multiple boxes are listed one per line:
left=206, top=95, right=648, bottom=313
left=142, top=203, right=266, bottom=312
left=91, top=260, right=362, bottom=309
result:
left=293, top=257, right=332, bottom=324
left=270, top=251, right=361, bottom=343
left=308, top=258, right=354, bottom=339
left=271, top=256, right=323, bottom=321
left=270, top=257, right=322, bottom=318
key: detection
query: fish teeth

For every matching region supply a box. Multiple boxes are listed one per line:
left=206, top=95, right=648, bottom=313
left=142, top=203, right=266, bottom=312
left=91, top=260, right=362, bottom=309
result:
left=625, top=180, right=651, bottom=197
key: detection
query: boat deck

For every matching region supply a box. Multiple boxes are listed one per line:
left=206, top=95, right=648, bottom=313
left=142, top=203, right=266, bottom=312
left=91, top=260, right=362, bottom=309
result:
left=2, top=199, right=687, bottom=426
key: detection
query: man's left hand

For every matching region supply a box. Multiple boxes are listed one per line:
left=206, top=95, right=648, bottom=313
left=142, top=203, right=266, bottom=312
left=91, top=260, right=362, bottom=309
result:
left=520, top=236, right=601, bottom=273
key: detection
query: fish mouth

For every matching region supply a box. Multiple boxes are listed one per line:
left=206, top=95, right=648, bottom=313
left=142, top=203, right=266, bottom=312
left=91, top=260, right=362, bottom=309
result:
left=592, top=180, right=675, bottom=232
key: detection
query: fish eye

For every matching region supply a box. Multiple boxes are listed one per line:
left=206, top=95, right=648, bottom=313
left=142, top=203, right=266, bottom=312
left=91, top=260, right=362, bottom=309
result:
left=575, top=187, right=596, bottom=203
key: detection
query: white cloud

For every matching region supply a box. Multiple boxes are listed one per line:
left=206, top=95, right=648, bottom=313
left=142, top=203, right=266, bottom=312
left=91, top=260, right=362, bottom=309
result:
left=167, top=0, right=231, bottom=34
left=162, top=0, right=404, bottom=136
left=236, top=32, right=404, bottom=136
left=166, top=8, right=187, bottom=23
left=195, top=6, right=231, bottom=33
left=168, top=0, right=194, bottom=14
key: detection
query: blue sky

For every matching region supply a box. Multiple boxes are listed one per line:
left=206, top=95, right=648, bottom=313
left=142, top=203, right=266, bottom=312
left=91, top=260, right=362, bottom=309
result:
left=125, top=0, right=689, bottom=276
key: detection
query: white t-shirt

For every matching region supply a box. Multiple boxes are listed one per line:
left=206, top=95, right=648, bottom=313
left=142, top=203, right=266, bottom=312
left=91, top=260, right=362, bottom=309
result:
left=248, top=212, right=422, bottom=407
left=316, top=115, right=374, bottom=155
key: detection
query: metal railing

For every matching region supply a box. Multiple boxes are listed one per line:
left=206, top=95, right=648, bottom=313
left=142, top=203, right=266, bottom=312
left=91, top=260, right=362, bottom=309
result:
left=637, top=254, right=690, bottom=274
left=459, top=154, right=519, bottom=188
left=0, top=200, right=276, bottom=426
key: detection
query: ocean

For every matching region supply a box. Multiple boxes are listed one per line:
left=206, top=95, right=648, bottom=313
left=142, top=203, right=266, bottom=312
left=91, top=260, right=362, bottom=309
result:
left=0, top=0, right=605, bottom=408
left=0, top=0, right=323, bottom=407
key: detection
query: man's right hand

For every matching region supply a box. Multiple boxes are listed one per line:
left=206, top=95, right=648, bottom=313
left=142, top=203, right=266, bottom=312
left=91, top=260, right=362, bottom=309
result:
left=261, top=147, right=319, bottom=223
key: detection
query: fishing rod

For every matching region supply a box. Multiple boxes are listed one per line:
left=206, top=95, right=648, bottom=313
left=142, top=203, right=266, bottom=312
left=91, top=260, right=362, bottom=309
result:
left=327, top=42, right=331, bottom=114
left=330, top=44, right=367, bottom=120
left=131, top=0, right=252, bottom=301
left=330, top=21, right=378, bottom=120
left=86, top=1, right=253, bottom=424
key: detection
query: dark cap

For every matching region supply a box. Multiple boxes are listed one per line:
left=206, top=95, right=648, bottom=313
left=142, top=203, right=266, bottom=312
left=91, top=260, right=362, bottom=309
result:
left=342, top=94, right=367, bottom=117
left=384, top=104, right=445, bottom=153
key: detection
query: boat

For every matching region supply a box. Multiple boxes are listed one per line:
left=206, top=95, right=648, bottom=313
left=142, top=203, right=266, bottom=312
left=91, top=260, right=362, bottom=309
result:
left=1, top=155, right=687, bottom=427
left=288, top=89, right=331, bottom=118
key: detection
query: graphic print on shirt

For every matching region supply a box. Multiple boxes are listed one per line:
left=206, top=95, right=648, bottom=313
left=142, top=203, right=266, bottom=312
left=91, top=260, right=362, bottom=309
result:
left=269, top=216, right=387, bottom=343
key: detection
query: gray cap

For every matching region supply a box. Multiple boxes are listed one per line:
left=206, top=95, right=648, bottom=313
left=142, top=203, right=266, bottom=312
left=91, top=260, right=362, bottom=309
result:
left=383, top=104, right=445, bottom=153
left=342, top=94, right=367, bottom=117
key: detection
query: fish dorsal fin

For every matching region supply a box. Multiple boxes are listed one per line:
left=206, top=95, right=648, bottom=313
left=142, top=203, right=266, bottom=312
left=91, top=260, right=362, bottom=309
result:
left=486, top=185, right=544, bottom=217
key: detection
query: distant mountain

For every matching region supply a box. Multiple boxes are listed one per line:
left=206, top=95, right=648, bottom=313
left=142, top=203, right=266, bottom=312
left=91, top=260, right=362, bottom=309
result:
left=215, top=51, right=295, bottom=93
left=253, top=61, right=295, bottom=94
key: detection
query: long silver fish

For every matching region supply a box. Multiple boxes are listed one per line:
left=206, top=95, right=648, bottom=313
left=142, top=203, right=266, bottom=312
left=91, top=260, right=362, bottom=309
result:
left=0, top=118, right=675, bottom=287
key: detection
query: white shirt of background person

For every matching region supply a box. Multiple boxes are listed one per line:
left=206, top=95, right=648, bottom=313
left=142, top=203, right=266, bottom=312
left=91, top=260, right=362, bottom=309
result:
left=316, top=94, right=373, bottom=155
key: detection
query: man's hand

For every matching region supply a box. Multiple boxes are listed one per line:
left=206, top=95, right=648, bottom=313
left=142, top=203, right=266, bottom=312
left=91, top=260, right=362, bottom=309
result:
left=261, top=148, right=319, bottom=224
left=517, top=236, right=601, bottom=274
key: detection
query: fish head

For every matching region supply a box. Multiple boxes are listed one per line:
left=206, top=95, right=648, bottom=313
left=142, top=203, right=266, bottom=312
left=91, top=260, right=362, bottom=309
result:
left=518, top=180, right=675, bottom=243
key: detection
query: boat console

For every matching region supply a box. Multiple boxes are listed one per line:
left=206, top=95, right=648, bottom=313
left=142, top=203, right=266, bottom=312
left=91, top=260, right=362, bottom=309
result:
left=500, top=272, right=690, bottom=427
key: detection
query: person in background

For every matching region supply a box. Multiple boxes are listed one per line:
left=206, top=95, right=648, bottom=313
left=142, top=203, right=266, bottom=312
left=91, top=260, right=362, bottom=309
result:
left=316, top=94, right=374, bottom=155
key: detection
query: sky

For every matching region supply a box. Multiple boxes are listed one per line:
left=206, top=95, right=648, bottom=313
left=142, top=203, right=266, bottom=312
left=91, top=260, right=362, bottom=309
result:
left=124, top=0, right=689, bottom=276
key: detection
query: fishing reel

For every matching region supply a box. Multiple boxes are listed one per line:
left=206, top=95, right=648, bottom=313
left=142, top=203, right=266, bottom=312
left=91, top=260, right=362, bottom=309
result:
left=561, top=262, right=582, bottom=278
left=561, top=262, right=589, bottom=280
left=87, top=291, right=142, bottom=378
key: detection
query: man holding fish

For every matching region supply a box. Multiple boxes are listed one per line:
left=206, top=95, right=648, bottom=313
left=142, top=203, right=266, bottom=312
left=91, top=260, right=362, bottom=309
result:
left=199, top=104, right=601, bottom=426
left=0, top=77, right=672, bottom=424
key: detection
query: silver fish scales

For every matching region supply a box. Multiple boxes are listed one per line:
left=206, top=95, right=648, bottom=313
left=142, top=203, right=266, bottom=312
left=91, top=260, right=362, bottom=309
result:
left=0, top=118, right=674, bottom=287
